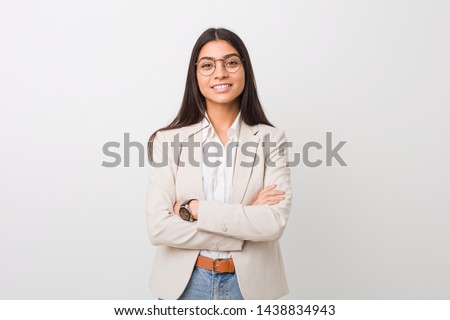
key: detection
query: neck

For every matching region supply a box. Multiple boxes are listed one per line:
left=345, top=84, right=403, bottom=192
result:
left=205, top=102, right=240, bottom=131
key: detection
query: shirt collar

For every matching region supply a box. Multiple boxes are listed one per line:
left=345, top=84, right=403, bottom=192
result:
left=201, top=111, right=242, bottom=144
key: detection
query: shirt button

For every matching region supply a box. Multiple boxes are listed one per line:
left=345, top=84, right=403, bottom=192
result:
left=221, top=224, right=228, bottom=232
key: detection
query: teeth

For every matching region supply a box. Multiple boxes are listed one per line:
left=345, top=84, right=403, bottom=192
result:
left=213, top=84, right=231, bottom=89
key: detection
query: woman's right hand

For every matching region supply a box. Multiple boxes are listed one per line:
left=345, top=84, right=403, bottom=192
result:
left=251, top=184, right=286, bottom=206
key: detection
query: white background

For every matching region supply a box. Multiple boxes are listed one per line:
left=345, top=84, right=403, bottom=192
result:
left=1, top=0, right=449, bottom=299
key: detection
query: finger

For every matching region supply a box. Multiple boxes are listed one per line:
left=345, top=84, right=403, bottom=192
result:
left=265, top=190, right=285, bottom=197
left=259, top=185, right=277, bottom=196
left=269, top=196, right=285, bottom=201
left=263, top=184, right=277, bottom=191
left=264, top=194, right=285, bottom=202
left=261, top=193, right=283, bottom=201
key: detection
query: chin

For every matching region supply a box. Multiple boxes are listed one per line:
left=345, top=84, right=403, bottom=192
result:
left=207, top=98, right=239, bottom=106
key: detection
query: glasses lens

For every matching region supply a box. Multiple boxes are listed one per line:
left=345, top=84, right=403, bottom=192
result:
left=224, top=57, right=242, bottom=73
left=197, top=59, right=215, bottom=76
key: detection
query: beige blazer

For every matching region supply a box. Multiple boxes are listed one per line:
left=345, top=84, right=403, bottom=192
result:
left=146, top=119, right=292, bottom=299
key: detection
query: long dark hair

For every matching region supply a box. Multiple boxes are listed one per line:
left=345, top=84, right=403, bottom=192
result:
left=148, top=27, right=273, bottom=161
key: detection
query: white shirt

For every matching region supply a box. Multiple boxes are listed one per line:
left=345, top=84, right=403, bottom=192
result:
left=199, top=111, right=241, bottom=259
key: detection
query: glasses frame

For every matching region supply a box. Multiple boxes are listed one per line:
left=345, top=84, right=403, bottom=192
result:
left=195, top=54, right=244, bottom=77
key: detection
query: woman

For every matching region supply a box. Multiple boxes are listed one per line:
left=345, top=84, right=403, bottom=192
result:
left=147, top=28, right=292, bottom=300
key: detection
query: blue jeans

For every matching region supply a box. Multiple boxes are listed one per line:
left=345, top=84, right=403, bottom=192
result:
left=178, top=266, right=244, bottom=300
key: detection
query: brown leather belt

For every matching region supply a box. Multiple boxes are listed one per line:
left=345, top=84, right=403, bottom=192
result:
left=195, top=256, right=235, bottom=273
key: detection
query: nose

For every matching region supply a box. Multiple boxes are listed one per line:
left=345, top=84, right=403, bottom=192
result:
left=213, top=60, right=228, bottom=79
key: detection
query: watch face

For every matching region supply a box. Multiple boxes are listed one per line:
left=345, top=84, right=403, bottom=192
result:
left=179, top=207, right=190, bottom=221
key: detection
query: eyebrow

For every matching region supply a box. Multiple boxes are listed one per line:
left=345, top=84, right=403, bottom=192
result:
left=198, top=53, right=240, bottom=61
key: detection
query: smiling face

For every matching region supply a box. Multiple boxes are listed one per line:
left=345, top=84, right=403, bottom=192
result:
left=196, top=40, right=245, bottom=110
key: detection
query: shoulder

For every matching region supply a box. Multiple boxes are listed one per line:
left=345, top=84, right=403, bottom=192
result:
left=255, top=124, right=287, bottom=140
left=154, top=122, right=200, bottom=142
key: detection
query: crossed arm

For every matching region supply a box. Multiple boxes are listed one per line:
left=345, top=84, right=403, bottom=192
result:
left=146, top=129, right=292, bottom=250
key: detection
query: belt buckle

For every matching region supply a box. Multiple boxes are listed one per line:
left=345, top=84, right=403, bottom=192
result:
left=213, top=259, right=222, bottom=273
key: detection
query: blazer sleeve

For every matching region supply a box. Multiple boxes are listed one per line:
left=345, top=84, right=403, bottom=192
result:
left=196, top=129, right=292, bottom=242
left=146, top=131, right=244, bottom=251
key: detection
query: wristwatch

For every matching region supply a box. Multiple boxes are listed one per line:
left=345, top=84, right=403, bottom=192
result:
left=179, top=199, right=197, bottom=222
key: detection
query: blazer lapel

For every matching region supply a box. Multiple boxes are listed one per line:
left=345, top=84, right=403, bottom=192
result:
left=181, top=121, right=208, bottom=200
left=230, top=122, right=260, bottom=204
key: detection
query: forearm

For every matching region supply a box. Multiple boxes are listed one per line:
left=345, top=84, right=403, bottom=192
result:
left=147, top=211, right=244, bottom=250
left=196, top=199, right=291, bottom=242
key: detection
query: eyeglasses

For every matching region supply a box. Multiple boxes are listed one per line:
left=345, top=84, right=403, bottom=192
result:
left=195, top=54, right=244, bottom=77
